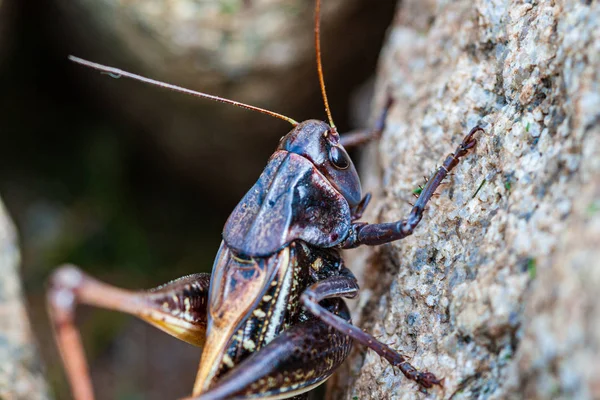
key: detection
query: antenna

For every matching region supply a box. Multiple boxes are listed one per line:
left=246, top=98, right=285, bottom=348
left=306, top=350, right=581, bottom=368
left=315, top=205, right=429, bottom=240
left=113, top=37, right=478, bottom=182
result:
left=68, top=56, right=298, bottom=127
left=314, top=0, right=336, bottom=131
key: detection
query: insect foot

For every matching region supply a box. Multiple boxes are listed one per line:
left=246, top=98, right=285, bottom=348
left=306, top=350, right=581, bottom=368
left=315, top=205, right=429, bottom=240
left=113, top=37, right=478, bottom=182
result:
left=383, top=351, right=443, bottom=390
left=414, top=370, right=444, bottom=389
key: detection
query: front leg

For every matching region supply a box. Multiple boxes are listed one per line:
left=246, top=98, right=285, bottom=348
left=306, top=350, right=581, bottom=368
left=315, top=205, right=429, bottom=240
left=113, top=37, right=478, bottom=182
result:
left=341, top=126, right=483, bottom=248
left=300, top=273, right=442, bottom=389
left=48, top=265, right=211, bottom=400
left=340, top=96, right=393, bottom=149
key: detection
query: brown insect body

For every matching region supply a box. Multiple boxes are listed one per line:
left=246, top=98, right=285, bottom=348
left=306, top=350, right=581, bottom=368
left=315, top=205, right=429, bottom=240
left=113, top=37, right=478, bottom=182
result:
left=47, top=1, right=483, bottom=399
left=196, top=118, right=363, bottom=397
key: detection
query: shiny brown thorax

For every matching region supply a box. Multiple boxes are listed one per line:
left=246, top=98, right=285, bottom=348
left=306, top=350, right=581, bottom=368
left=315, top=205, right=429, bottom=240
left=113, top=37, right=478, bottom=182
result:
left=224, top=120, right=361, bottom=257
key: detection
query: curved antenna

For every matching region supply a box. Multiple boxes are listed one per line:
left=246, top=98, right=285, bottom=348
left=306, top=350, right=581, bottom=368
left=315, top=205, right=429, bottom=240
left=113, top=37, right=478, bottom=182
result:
left=314, top=0, right=336, bottom=130
left=68, top=56, right=298, bottom=127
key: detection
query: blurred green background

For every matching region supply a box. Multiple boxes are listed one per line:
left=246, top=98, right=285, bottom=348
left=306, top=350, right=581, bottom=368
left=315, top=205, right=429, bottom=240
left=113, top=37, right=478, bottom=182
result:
left=0, top=0, right=395, bottom=398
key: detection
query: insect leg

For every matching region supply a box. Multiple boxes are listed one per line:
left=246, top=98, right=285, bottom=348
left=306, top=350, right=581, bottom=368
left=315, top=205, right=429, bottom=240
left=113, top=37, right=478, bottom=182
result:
left=351, top=192, right=371, bottom=220
left=339, top=129, right=383, bottom=148
left=181, top=303, right=353, bottom=400
left=344, top=97, right=394, bottom=221
left=300, top=272, right=442, bottom=389
left=47, top=265, right=210, bottom=400
left=341, top=126, right=483, bottom=248
left=339, top=96, right=393, bottom=149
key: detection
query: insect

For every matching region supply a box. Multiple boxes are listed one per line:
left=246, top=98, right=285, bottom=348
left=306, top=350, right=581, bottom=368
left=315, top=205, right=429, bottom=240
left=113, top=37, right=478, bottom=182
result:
left=47, top=1, right=483, bottom=399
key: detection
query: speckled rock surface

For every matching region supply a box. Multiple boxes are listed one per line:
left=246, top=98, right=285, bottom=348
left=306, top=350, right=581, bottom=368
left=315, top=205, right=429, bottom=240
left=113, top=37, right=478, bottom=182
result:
left=0, top=198, right=49, bottom=400
left=329, top=1, right=600, bottom=399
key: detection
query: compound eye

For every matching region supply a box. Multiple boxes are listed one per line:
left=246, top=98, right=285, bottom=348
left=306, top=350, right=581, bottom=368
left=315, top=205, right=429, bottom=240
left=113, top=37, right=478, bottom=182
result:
left=329, top=146, right=349, bottom=170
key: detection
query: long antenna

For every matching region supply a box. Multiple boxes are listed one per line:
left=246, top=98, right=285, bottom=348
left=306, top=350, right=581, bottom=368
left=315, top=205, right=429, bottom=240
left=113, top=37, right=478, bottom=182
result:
left=68, top=56, right=298, bottom=127
left=314, top=0, right=336, bottom=130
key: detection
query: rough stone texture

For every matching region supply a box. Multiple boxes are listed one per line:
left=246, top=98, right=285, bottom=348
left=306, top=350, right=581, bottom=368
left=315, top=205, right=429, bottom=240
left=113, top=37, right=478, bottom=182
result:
left=0, top=198, right=49, bottom=400
left=329, top=1, right=600, bottom=399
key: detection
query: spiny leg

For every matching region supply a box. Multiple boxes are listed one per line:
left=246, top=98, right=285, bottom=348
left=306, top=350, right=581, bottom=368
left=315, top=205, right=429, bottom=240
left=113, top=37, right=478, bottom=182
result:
left=182, top=302, right=353, bottom=400
left=339, top=96, right=393, bottom=149
left=300, top=273, right=442, bottom=389
left=47, top=265, right=210, bottom=400
left=341, top=126, right=483, bottom=248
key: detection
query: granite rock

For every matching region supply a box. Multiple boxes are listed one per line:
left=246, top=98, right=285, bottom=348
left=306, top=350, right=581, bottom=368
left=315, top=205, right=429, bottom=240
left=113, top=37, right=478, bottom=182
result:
left=330, top=1, right=600, bottom=399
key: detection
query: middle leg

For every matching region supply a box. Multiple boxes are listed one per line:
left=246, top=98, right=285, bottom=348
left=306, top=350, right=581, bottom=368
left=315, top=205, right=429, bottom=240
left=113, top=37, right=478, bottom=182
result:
left=300, top=273, right=442, bottom=389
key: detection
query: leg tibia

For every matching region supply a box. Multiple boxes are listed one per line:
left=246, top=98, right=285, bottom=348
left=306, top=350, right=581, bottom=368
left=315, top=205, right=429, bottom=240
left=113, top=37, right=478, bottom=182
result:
left=339, top=96, right=393, bottom=149
left=341, top=126, right=483, bottom=248
left=301, top=275, right=442, bottom=389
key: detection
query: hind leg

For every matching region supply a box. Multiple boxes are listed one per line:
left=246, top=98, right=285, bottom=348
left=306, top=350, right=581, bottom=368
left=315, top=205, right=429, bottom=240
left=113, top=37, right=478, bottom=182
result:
left=48, top=265, right=211, bottom=400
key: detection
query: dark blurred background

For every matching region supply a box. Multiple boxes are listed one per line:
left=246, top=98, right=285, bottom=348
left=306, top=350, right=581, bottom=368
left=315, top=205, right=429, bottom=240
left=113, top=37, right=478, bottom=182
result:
left=0, top=0, right=395, bottom=398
